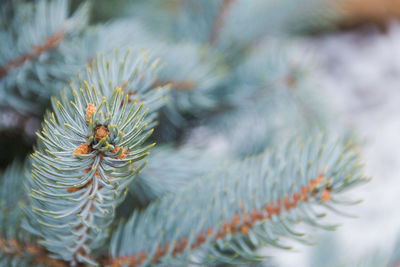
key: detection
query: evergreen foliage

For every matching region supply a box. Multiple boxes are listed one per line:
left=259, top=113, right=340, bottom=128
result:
left=0, top=0, right=90, bottom=113
left=0, top=162, right=31, bottom=266
left=0, top=0, right=375, bottom=266
left=127, top=145, right=219, bottom=207
left=25, top=49, right=166, bottom=264
left=110, top=136, right=368, bottom=266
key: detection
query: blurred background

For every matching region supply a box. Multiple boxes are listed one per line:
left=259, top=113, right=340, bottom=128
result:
left=2, top=0, right=400, bottom=266
left=274, top=0, right=400, bottom=265
left=277, top=15, right=400, bottom=267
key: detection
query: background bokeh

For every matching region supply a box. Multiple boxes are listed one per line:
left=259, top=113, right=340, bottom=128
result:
left=1, top=0, right=400, bottom=266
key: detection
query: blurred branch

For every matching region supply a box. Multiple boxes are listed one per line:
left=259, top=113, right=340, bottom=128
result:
left=152, top=79, right=195, bottom=91
left=0, top=30, right=64, bottom=78
left=209, top=0, right=234, bottom=44
left=110, top=173, right=332, bottom=267
left=336, top=0, right=400, bottom=29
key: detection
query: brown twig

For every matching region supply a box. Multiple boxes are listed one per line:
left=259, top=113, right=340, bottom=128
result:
left=209, top=0, right=235, bottom=44
left=0, top=30, right=65, bottom=78
left=336, top=0, right=400, bottom=29
left=110, top=172, right=332, bottom=267
left=152, top=79, right=196, bottom=91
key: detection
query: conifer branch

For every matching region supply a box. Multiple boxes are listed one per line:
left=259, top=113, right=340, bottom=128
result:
left=82, top=48, right=168, bottom=118
left=0, top=1, right=375, bottom=267
left=0, top=30, right=65, bottom=79
left=26, top=84, right=154, bottom=265
left=0, top=161, right=65, bottom=266
left=0, top=0, right=89, bottom=80
left=0, top=0, right=91, bottom=114
left=153, top=43, right=225, bottom=122
left=25, top=49, right=167, bottom=265
left=111, top=173, right=330, bottom=267
left=109, top=136, right=368, bottom=266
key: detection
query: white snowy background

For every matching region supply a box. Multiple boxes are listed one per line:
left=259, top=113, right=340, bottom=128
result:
left=274, top=23, right=400, bottom=266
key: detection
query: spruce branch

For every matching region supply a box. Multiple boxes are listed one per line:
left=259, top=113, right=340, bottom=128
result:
left=109, top=135, right=368, bottom=266
left=0, top=29, right=64, bottom=79
left=156, top=43, right=224, bottom=113
left=0, top=0, right=90, bottom=113
left=82, top=48, right=166, bottom=104
left=128, top=145, right=219, bottom=206
left=152, top=43, right=225, bottom=139
left=0, top=0, right=88, bottom=79
left=0, top=161, right=64, bottom=266
left=80, top=47, right=168, bottom=128
left=25, top=49, right=166, bottom=265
